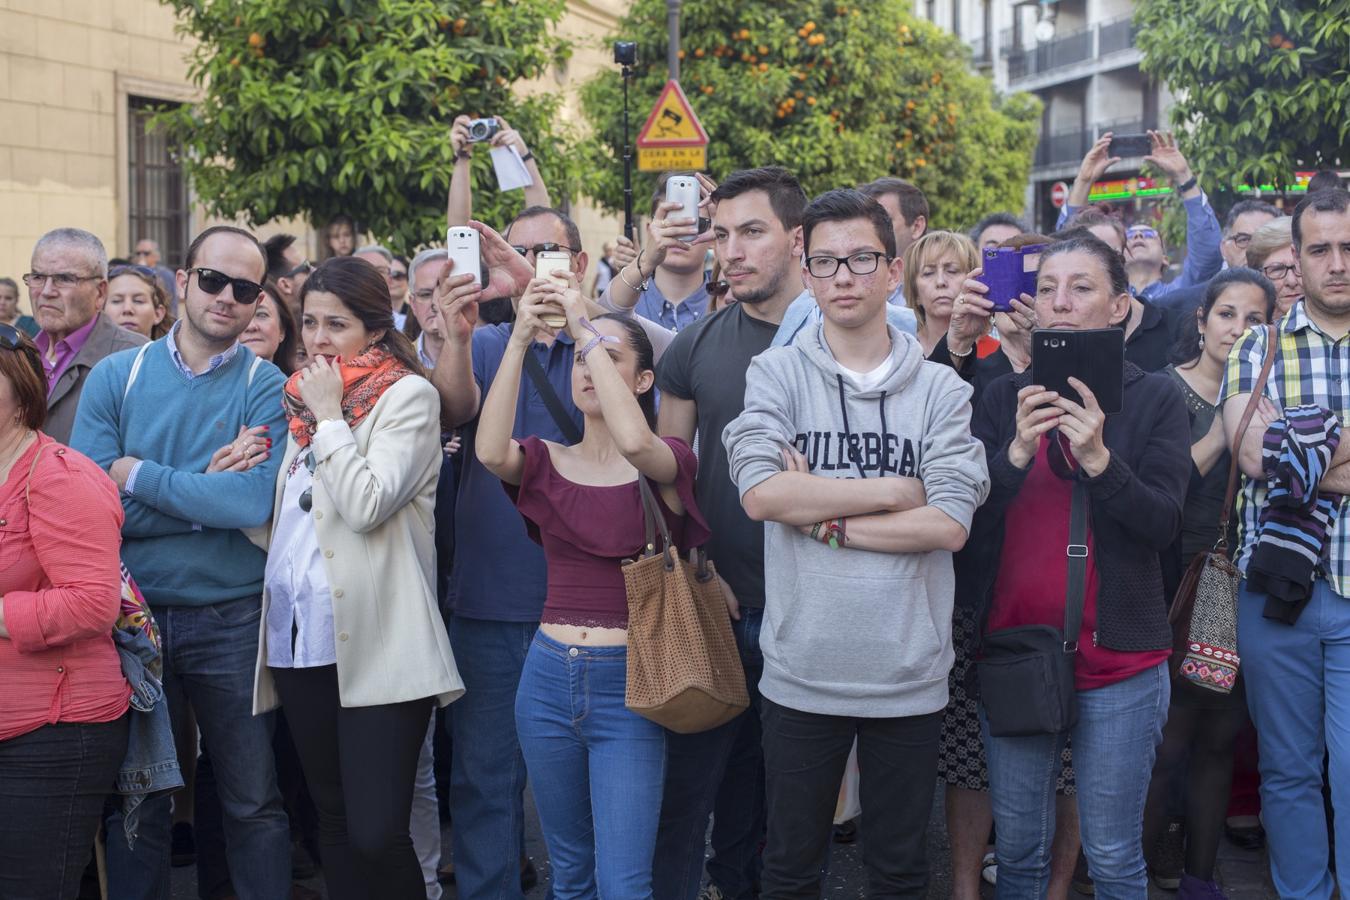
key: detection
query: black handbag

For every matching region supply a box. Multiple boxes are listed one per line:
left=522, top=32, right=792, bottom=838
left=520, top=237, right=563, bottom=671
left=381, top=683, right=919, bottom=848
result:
left=976, top=480, right=1088, bottom=737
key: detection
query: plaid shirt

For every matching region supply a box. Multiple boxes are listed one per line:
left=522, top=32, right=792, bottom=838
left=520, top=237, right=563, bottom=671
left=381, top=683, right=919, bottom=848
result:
left=1220, top=301, right=1350, bottom=597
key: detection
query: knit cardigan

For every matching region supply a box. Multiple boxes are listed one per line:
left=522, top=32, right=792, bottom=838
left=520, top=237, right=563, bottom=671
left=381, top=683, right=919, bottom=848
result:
left=962, top=362, right=1192, bottom=652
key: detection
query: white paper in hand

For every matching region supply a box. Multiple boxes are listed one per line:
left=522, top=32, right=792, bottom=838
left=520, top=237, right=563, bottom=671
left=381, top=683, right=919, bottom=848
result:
left=489, top=146, right=534, bottom=192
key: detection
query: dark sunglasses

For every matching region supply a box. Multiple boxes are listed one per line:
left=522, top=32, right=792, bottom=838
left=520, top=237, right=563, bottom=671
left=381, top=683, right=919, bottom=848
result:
left=298, top=451, right=317, bottom=512
left=0, top=322, right=23, bottom=350
left=512, top=242, right=579, bottom=257
left=0, top=323, right=46, bottom=384
left=285, top=260, right=313, bottom=278
left=706, top=279, right=730, bottom=297
left=1126, top=226, right=1159, bottom=241
left=190, top=267, right=264, bottom=304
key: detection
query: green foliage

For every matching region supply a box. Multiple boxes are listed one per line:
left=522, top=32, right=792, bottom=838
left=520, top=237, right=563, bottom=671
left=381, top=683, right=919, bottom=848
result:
left=578, top=0, right=1040, bottom=231
left=156, top=0, right=574, bottom=254
left=1136, top=0, right=1349, bottom=197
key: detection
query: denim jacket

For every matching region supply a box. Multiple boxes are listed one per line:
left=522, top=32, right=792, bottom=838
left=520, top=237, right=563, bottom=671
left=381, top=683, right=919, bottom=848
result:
left=112, top=626, right=183, bottom=847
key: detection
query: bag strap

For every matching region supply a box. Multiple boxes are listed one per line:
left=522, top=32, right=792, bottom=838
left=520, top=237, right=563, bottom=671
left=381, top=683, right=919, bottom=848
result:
left=521, top=350, right=582, bottom=445
left=122, top=342, right=154, bottom=401
left=1216, top=323, right=1279, bottom=548
left=637, top=475, right=674, bottom=559
left=22, top=441, right=46, bottom=506
left=1063, top=481, right=1089, bottom=651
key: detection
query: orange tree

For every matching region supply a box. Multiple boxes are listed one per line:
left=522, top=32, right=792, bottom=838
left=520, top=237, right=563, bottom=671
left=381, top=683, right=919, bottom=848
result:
left=578, top=0, right=1039, bottom=230
left=155, top=0, right=576, bottom=254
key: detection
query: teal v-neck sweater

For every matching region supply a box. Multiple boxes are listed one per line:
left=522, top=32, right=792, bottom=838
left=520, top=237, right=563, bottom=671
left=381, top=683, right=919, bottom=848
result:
left=70, top=339, right=287, bottom=607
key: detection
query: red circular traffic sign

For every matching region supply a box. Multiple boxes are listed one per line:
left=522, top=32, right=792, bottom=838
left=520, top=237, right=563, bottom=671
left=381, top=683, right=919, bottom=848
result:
left=1051, top=181, right=1070, bottom=208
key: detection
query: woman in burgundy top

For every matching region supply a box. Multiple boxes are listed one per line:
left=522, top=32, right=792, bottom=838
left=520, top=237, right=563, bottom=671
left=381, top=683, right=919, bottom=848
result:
left=0, top=325, right=130, bottom=898
left=476, top=276, right=708, bottom=898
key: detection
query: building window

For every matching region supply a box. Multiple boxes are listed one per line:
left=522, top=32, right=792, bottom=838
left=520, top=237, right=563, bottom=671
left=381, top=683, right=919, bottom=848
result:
left=926, top=0, right=937, bottom=21
left=953, top=0, right=962, bottom=37
left=127, top=96, right=189, bottom=267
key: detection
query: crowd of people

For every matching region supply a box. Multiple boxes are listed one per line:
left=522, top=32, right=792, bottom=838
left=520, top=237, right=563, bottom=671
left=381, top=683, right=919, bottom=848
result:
left=0, top=114, right=1347, bottom=900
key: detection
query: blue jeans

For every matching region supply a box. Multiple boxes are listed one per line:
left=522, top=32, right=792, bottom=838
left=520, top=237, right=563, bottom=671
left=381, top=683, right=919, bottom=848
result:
left=448, top=616, right=536, bottom=900
left=983, top=661, right=1169, bottom=900
left=106, top=596, right=290, bottom=900
left=1239, top=578, right=1350, bottom=899
left=516, top=632, right=666, bottom=898
left=654, top=606, right=766, bottom=900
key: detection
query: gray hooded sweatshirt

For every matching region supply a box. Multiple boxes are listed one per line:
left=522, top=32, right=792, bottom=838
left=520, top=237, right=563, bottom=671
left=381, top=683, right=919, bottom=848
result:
left=722, top=323, right=990, bottom=718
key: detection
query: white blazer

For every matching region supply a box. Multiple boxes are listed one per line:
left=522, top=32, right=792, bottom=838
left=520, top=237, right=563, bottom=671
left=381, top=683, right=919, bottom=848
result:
left=253, top=375, right=464, bottom=713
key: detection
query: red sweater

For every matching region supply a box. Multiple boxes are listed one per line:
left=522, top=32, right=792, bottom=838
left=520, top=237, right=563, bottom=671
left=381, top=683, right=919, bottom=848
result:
left=0, top=434, right=130, bottom=742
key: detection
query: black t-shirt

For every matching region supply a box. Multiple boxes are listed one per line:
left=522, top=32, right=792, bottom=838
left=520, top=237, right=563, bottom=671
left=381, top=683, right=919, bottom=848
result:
left=1125, top=299, right=1179, bottom=373
left=657, top=304, right=779, bottom=607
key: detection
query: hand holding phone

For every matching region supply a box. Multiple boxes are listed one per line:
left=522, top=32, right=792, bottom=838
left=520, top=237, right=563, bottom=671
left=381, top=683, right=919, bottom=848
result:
left=534, top=250, right=571, bottom=328
left=664, top=175, right=701, bottom=242
left=1031, top=328, right=1124, bottom=415
left=1107, top=133, right=1152, bottom=159
left=975, top=243, right=1045, bottom=312
left=446, top=227, right=482, bottom=288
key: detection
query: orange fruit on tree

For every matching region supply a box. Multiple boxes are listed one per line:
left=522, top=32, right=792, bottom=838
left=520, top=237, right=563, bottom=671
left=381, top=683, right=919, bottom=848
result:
left=248, top=32, right=264, bottom=47
left=759, top=62, right=769, bottom=72
left=694, top=47, right=705, bottom=57
left=806, top=96, right=816, bottom=105
left=758, top=44, right=769, bottom=54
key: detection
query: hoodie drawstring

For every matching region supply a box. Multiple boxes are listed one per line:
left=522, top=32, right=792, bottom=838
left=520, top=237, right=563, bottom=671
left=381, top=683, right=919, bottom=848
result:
left=835, top=374, right=889, bottom=479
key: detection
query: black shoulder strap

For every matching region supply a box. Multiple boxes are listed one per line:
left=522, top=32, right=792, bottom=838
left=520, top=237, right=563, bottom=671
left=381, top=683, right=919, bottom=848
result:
left=1063, top=481, right=1089, bottom=651
left=522, top=349, right=582, bottom=445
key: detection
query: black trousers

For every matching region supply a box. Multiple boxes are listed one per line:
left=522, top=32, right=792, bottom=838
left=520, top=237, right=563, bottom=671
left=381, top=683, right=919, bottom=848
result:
left=270, top=665, right=433, bottom=900
left=0, top=715, right=128, bottom=900
left=759, top=699, right=941, bottom=900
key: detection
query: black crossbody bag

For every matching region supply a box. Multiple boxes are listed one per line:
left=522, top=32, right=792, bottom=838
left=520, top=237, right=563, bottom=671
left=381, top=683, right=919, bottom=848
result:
left=976, top=480, right=1088, bottom=737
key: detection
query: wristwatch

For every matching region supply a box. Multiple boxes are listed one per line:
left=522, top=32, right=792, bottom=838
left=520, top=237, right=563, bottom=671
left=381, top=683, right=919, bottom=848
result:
left=1175, top=175, right=1198, bottom=194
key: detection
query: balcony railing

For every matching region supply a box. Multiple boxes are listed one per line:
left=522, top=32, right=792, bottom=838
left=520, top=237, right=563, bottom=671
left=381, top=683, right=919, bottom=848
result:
left=1007, top=15, right=1138, bottom=82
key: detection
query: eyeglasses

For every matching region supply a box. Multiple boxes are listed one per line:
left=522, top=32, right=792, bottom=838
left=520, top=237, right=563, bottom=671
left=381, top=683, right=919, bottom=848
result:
left=1126, top=226, right=1159, bottom=241
left=298, top=451, right=317, bottom=512
left=1225, top=232, right=1254, bottom=248
left=512, top=242, right=579, bottom=257
left=804, top=251, right=888, bottom=279
left=190, top=267, right=264, bottom=304
left=22, top=272, right=102, bottom=290
left=284, top=260, right=312, bottom=278
left=390, top=270, right=408, bottom=283
left=411, top=288, right=437, bottom=302
left=1262, top=262, right=1299, bottom=281
left=706, top=279, right=730, bottom=298
left=0, top=322, right=23, bottom=350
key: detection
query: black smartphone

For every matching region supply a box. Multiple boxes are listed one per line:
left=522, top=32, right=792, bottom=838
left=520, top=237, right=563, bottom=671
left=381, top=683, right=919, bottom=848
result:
left=1107, top=133, right=1152, bottom=159
left=1031, top=328, right=1125, bottom=415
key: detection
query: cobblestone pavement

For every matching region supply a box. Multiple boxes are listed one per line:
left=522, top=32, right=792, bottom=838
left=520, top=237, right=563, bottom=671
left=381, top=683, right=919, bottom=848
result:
left=171, top=785, right=1279, bottom=898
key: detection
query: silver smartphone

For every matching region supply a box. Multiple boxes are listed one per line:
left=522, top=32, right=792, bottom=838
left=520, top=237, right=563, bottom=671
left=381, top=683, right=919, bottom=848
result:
left=534, top=250, right=570, bottom=328
left=665, top=175, right=700, bottom=242
left=446, top=227, right=481, bottom=288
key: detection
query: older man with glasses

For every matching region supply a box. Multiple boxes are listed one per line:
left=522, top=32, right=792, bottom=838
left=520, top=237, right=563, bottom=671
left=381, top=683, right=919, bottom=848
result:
left=25, top=227, right=146, bottom=443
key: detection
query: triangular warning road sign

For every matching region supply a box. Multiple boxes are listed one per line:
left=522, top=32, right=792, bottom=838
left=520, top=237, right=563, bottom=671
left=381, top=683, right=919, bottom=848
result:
left=636, top=80, right=709, bottom=149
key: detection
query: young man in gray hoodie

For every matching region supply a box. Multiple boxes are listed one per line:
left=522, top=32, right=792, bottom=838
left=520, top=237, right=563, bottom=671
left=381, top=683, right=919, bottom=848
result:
left=723, top=188, right=990, bottom=898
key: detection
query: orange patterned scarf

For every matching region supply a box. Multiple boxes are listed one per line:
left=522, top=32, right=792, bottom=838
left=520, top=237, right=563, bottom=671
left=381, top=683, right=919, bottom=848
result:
left=282, top=346, right=413, bottom=448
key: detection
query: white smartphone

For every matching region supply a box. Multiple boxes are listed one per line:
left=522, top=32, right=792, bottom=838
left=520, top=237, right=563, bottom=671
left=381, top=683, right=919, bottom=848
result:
left=534, top=250, right=571, bottom=328
left=665, top=175, right=700, bottom=242
left=446, top=227, right=481, bottom=288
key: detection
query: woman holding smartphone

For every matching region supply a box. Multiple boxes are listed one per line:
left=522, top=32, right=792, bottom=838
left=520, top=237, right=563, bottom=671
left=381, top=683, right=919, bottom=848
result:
left=1140, top=269, right=1275, bottom=898
left=475, top=275, right=709, bottom=898
left=253, top=256, right=463, bottom=900
left=967, top=235, right=1192, bottom=898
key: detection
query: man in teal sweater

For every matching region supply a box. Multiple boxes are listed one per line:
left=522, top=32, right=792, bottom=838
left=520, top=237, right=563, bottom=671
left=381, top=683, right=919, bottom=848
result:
left=71, top=225, right=291, bottom=900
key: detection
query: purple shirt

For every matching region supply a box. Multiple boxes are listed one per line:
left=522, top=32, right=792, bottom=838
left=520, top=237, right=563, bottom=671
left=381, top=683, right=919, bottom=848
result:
left=35, top=315, right=99, bottom=389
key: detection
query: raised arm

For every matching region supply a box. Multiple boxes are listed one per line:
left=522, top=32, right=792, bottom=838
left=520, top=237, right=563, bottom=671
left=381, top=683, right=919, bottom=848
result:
left=1144, top=131, right=1221, bottom=293
left=489, top=116, right=551, bottom=208
left=446, top=115, right=475, bottom=228
left=475, top=286, right=557, bottom=485
left=430, top=263, right=484, bottom=427
left=555, top=282, right=679, bottom=486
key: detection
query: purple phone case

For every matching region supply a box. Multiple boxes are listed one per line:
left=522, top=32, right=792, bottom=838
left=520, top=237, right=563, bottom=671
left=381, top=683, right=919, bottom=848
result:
left=976, top=245, right=1044, bottom=311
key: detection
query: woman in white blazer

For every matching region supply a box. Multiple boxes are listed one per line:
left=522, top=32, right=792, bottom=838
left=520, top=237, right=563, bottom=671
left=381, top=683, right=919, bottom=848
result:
left=253, top=256, right=463, bottom=900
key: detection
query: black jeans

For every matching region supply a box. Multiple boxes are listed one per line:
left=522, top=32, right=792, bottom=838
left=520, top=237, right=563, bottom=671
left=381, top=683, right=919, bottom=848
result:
left=270, top=665, right=433, bottom=900
left=759, top=699, right=941, bottom=900
left=0, top=716, right=129, bottom=900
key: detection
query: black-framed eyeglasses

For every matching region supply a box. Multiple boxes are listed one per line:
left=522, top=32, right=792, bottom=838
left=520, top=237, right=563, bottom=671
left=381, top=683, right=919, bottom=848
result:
left=512, top=242, right=579, bottom=257
left=1225, top=232, right=1254, bottom=248
left=190, top=267, right=264, bottom=304
left=1262, top=262, right=1299, bottom=281
left=22, top=272, right=102, bottom=290
left=285, top=260, right=313, bottom=278
left=706, top=279, right=730, bottom=297
left=804, top=251, right=888, bottom=279
left=298, top=451, right=317, bottom=512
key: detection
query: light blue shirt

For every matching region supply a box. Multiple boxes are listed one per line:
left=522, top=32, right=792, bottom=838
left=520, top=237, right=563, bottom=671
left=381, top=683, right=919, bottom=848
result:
left=772, top=290, right=918, bottom=348
left=633, top=280, right=710, bottom=333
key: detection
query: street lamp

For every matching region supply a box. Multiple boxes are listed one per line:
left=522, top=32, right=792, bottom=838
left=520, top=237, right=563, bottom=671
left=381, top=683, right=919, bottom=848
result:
left=667, top=0, right=682, bottom=81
